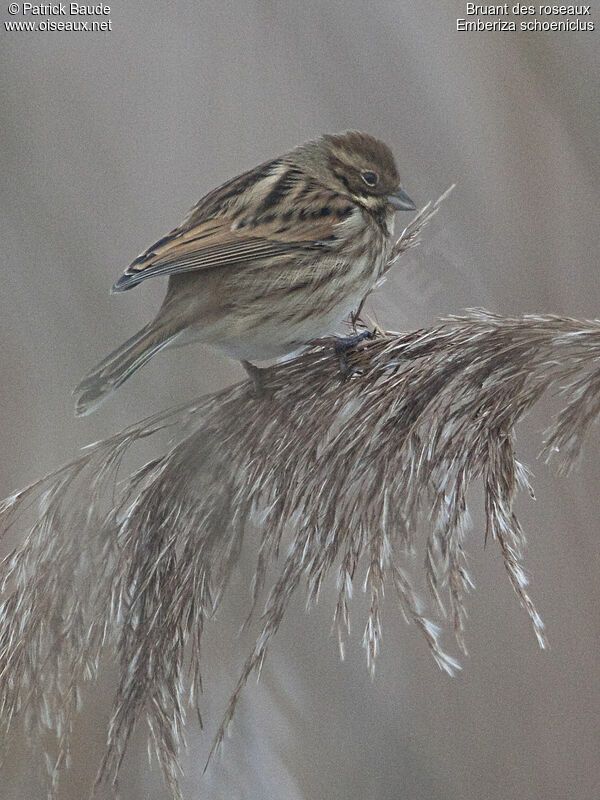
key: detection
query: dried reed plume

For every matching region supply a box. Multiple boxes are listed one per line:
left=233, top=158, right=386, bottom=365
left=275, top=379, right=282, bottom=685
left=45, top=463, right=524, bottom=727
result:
left=1, top=190, right=599, bottom=799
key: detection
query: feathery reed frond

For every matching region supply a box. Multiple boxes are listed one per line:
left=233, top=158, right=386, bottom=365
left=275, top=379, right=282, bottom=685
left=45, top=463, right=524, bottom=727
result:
left=1, top=191, right=599, bottom=798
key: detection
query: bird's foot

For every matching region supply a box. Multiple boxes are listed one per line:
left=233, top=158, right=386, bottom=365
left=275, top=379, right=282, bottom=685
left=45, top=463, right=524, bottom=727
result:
left=335, top=329, right=375, bottom=376
left=241, top=360, right=271, bottom=398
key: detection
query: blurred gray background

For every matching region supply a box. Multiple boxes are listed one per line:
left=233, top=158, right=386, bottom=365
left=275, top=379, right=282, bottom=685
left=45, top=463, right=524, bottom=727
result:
left=1, top=2, right=599, bottom=798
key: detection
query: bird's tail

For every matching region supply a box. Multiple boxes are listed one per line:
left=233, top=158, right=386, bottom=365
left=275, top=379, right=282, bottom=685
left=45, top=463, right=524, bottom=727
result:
left=74, top=321, right=180, bottom=416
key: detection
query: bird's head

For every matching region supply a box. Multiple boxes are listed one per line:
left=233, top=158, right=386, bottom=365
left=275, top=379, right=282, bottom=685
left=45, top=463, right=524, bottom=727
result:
left=290, top=130, right=415, bottom=213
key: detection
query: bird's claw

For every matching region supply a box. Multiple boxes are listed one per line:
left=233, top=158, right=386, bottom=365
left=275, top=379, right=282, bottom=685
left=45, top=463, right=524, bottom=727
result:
left=241, top=360, right=271, bottom=399
left=335, top=330, right=375, bottom=376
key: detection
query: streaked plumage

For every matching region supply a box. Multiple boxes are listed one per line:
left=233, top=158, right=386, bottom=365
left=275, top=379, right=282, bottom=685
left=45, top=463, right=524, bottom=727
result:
left=74, top=131, right=415, bottom=415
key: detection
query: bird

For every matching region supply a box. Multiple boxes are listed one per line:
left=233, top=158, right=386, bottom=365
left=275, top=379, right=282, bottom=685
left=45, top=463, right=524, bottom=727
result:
left=74, top=131, right=415, bottom=415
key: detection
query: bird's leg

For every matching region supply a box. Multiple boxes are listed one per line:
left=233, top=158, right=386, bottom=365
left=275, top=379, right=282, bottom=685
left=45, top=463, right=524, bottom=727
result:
left=339, top=295, right=378, bottom=374
left=241, top=360, right=270, bottom=398
left=350, top=296, right=367, bottom=333
left=335, top=330, right=375, bottom=376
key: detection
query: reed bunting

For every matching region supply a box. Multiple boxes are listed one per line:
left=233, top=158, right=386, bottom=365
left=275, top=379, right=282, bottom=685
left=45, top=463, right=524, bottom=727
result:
left=74, top=131, right=415, bottom=415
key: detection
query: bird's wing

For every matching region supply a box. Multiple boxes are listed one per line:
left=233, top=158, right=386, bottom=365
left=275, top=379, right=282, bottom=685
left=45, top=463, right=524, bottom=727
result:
left=112, top=162, right=356, bottom=292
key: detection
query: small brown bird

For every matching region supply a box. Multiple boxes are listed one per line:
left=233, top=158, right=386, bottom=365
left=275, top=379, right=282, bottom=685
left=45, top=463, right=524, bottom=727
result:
left=74, top=131, right=415, bottom=415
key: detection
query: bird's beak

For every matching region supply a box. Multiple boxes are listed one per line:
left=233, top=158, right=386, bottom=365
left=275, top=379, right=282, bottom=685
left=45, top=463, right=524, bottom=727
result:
left=388, top=187, right=416, bottom=211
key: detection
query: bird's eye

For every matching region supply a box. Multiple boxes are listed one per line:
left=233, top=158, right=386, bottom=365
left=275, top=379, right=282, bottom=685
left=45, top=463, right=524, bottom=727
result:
left=361, top=170, right=378, bottom=187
